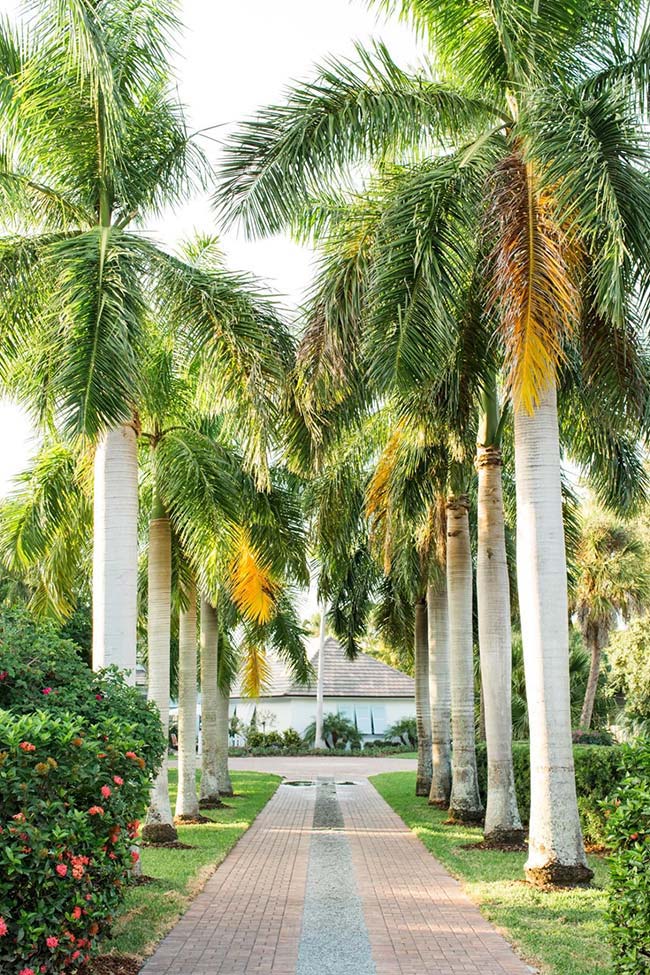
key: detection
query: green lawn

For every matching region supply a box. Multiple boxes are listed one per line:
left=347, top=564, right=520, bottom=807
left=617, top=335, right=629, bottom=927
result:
left=104, top=770, right=280, bottom=960
left=371, top=771, right=611, bottom=975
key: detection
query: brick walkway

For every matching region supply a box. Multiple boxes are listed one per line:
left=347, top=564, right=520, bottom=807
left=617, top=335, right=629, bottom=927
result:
left=140, top=774, right=532, bottom=975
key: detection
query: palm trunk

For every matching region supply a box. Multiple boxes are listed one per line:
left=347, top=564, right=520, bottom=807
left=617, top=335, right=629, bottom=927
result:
left=476, top=443, right=523, bottom=845
left=447, top=495, right=483, bottom=823
left=216, top=678, right=233, bottom=797
left=92, top=425, right=138, bottom=681
left=415, top=597, right=433, bottom=796
left=199, top=596, right=220, bottom=805
left=514, top=382, right=591, bottom=885
left=427, top=579, right=452, bottom=806
left=142, top=490, right=177, bottom=843
left=175, top=576, right=199, bottom=820
left=314, top=601, right=327, bottom=749
left=579, top=621, right=606, bottom=731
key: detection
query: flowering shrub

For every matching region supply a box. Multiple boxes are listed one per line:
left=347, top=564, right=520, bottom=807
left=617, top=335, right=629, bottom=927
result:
left=0, top=611, right=165, bottom=972
left=606, top=739, right=650, bottom=974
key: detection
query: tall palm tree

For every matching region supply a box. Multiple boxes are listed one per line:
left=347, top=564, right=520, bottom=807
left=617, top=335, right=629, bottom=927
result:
left=217, top=0, right=650, bottom=883
left=0, top=2, right=290, bottom=685
left=571, top=510, right=649, bottom=730
left=175, top=572, right=199, bottom=820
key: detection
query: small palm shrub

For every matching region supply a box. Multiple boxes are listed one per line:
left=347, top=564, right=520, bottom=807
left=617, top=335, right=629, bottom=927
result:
left=606, top=739, right=650, bottom=974
left=0, top=611, right=165, bottom=972
left=385, top=717, right=417, bottom=747
left=303, top=712, right=362, bottom=750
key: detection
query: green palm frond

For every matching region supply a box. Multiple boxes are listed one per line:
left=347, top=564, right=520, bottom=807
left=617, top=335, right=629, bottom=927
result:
left=216, top=41, right=504, bottom=237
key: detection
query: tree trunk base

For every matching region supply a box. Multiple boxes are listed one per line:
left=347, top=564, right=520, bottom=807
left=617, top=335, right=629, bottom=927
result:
left=141, top=822, right=178, bottom=845
left=448, top=806, right=484, bottom=826
left=416, top=776, right=432, bottom=797
left=218, top=786, right=234, bottom=798
left=525, top=861, right=594, bottom=887
left=428, top=797, right=449, bottom=808
left=199, top=794, right=223, bottom=809
left=483, top=827, right=525, bottom=848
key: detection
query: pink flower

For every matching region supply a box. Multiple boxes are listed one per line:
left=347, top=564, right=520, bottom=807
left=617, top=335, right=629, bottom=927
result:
left=55, top=864, right=67, bottom=877
left=71, top=906, right=82, bottom=920
left=0, top=671, right=7, bottom=680
left=100, top=785, right=111, bottom=799
left=125, top=751, right=137, bottom=760
left=95, top=694, right=103, bottom=701
left=113, top=775, right=123, bottom=786
left=19, top=741, right=35, bottom=752
left=0, top=917, right=7, bottom=936
left=41, top=687, right=53, bottom=695
left=46, top=936, right=59, bottom=948
left=87, top=806, right=104, bottom=816
left=19, top=968, right=34, bottom=975
left=130, top=850, right=140, bottom=864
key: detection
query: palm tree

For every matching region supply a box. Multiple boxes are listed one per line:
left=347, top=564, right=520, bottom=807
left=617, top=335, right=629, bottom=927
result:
left=217, top=0, right=650, bottom=883
left=427, top=573, right=451, bottom=807
left=476, top=380, right=522, bottom=843
left=175, top=573, right=199, bottom=820
left=572, top=510, right=649, bottom=730
left=0, top=2, right=290, bottom=686
left=414, top=596, right=433, bottom=795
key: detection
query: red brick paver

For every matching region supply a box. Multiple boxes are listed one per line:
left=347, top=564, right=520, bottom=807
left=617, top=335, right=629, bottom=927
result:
left=340, top=781, right=531, bottom=975
left=139, top=783, right=313, bottom=975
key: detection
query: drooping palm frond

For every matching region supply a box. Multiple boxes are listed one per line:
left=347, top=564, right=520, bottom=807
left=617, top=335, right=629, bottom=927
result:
left=227, top=527, right=277, bottom=626
left=521, top=83, right=650, bottom=330
left=486, top=152, right=582, bottom=413
left=216, top=41, right=505, bottom=237
left=0, top=439, right=92, bottom=619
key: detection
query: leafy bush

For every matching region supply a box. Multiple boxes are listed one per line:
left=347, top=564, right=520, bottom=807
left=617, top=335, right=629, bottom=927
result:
left=606, top=739, right=650, bottom=974
left=572, top=728, right=614, bottom=746
left=386, top=717, right=417, bottom=747
left=0, top=610, right=165, bottom=972
left=246, top=730, right=283, bottom=750
left=282, top=728, right=303, bottom=750
left=303, top=713, right=362, bottom=750
left=608, top=617, right=650, bottom=731
left=475, top=741, right=624, bottom=843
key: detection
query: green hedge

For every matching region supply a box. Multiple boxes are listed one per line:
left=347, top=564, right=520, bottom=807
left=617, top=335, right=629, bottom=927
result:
left=606, top=739, right=650, bottom=974
left=475, top=741, right=624, bottom=844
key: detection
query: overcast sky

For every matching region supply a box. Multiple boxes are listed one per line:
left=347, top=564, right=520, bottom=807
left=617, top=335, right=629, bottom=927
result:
left=0, top=0, right=424, bottom=494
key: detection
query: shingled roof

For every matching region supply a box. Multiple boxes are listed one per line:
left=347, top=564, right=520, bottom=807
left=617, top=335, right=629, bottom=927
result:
left=234, top=637, right=414, bottom=699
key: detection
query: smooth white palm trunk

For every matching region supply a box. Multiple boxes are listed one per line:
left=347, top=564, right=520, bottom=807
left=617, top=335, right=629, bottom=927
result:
left=514, top=382, right=591, bottom=885
left=415, top=598, right=433, bottom=796
left=476, top=446, right=523, bottom=844
left=216, top=684, right=233, bottom=796
left=314, top=602, right=327, bottom=749
left=92, top=425, right=138, bottom=681
left=447, top=496, right=483, bottom=823
left=175, top=580, right=199, bottom=820
left=427, top=579, right=451, bottom=807
left=199, top=597, right=220, bottom=804
left=143, top=506, right=177, bottom=842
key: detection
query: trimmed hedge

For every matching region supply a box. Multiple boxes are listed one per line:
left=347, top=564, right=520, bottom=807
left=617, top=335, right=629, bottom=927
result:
left=606, top=739, right=650, bottom=974
left=475, top=741, right=624, bottom=843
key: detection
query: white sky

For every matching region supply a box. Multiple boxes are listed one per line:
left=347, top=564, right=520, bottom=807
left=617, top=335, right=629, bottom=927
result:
left=0, top=0, right=424, bottom=495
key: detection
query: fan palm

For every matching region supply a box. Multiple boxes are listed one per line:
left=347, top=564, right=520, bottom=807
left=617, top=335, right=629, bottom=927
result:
left=217, top=0, right=650, bottom=883
left=571, top=509, right=649, bottom=730
left=0, top=1, right=290, bottom=684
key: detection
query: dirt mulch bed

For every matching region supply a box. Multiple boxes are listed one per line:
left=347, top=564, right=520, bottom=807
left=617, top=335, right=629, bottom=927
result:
left=198, top=799, right=230, bottom=810
left=140, top=840, right=194, bottom=850
left=82, top=955, right=141, bottom=975
left=173, top=813, right=213, bottom=825
left=132, top=874, right=157, bottom=886
left=462, top=840, right=528, bottom=853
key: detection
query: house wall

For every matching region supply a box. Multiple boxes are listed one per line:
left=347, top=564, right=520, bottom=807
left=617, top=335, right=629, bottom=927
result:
left=229, top=695, right=415, bottom=741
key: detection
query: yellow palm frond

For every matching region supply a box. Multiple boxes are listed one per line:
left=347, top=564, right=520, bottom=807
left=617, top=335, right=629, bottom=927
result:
left=366, top=425, right=405, bottom=573
left=488, top=153, right=582, bottom=413
left=240, top=641, right=272, bottom=698
left=228, top=526, right=276, bottom=624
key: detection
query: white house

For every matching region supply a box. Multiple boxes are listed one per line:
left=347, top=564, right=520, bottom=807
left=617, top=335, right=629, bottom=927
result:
left=230, top=637, right=415, bottom=742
